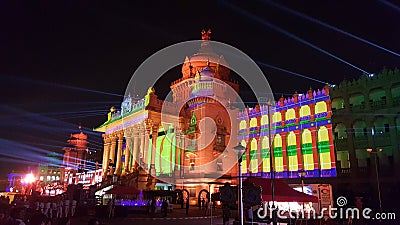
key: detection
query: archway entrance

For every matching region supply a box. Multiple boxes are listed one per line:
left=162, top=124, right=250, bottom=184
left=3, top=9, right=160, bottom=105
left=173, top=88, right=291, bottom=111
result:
left=198, top=189, right=210, bottom=207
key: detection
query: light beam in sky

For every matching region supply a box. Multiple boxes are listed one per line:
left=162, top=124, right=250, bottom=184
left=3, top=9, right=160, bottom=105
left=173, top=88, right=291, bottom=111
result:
left=262, top=0, right=400, bottom=58
left=220, top=0, right=371, bottom=75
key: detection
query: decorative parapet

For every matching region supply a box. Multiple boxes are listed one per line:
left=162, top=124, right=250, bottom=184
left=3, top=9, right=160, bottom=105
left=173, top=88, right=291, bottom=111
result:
left=331, top=68, right=400, bottom=91
left=237, top=85, right=331, bottom=138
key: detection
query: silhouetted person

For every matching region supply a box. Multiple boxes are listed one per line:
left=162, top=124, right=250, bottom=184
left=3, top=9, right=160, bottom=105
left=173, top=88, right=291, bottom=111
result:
left=150, top=199, right=156, bottom=215
left=146, top=200, right=150, bottom=215
left=185, top=198, right=189, bottom=215
left=161, top=200, right=168, bottom=217
left=222, top=205, right=230, bottom=225
left=180, top=197, right=184, bottom=209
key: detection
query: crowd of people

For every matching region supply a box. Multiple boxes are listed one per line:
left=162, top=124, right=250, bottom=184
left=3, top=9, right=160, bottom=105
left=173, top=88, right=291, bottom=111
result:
left=0, top=194, right=82, bottom=225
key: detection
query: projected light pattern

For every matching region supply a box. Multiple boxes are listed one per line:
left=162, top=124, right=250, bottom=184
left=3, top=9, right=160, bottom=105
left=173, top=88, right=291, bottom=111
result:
left=237, top=85, right=337, bottom=178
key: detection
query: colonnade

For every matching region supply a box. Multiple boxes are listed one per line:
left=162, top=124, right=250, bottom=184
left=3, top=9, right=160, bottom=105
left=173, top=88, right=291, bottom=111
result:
left=101, top=119, right=188, bottom=178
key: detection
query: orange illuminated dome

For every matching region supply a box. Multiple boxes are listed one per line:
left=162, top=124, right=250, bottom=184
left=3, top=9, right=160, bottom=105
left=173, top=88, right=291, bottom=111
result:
left=181, top=29, right=230, bottom=81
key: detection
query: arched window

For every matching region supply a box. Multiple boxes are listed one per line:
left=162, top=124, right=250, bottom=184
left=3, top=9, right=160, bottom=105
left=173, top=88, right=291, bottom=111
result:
left=287, top=132, right=298, bottom=172
left=331, top=98, right=345, bottom=110
left=241, top=140, right=247, bottom=174
left=349, top=93, right=365, bottom=107
left=285, top=108, right=296, bottom=125
left=273, top=112, right=282, bottom=123
left=334, top=123, right=347, bottom=139
left=249, top=118, right=258, bottom=135
left=250, top=138, right=258, bottom=173
left=299, top=105, right=311, bottom=117
left=261, top=115, right=269, bottom=126
left=369, top=88, right=386, bottom=102
left=353, top=121, right=367, bottom=137
left=336, top=151, right=350, bottom=169
left=373, top=117, right=390, bottom=135
left=239, top=120, right=247, bottom=130
left=391, top=84, right=400, bottom=99
left=302, top=129, right=314, bottom=171
left=250, top=118, right=257, bottom=128
left=315, top=101, right=327, bottom=114
left=261, top=136, right=270, bottom=172
left=317, top=126, right=332, bottom=170
left=273, top=134, right=284, bottom=172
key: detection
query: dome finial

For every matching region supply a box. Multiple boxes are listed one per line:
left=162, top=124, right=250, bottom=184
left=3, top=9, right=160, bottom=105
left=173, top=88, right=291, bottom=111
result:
left=201, top=29, right=212, bottom=40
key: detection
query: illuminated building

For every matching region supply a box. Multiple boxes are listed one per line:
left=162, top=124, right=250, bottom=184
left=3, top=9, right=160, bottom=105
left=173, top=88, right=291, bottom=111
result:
left=330, top=69, right=400, bottom=208
left=6, top=172, right=25, bottom=192
left=37, top=152, right=61, bottom=185
left=93, top=30, right=337, bottom=203
left=62, top=126, right=89, bottom=171
left=94, top=30, right=239, bottom=199
left=237, top=86, right=337, bottom=178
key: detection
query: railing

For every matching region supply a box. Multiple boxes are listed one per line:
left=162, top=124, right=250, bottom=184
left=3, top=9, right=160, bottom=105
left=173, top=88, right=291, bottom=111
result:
left=350, top=104, right=365, bottom=112
left=338, top=168, right=351, bottom=177
left=369, top=99, right=387, bottom=109
left=358, top=167, right=369, bottom=177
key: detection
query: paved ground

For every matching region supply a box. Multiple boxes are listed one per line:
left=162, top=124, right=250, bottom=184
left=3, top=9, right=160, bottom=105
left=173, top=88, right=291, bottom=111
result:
left=71, top=205, right=232, bottom=225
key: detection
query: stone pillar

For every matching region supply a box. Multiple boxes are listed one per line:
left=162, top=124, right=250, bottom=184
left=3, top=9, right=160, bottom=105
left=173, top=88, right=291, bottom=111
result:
left=140, top=128, right=146, bottom=169
left=174, top=132, right=181, bottom=177
left=132, top=130, right=140, bottom=169
left=143, top=128, right=150, bottom=171
left=310, top=128, right=319, bottom=176
left=109, top=135, right=117, bottom=166
left=281, top=132, right=288, bottom=173
left=327, top=125, right=337, bottom=170
left=170, top=133, right=175, bottom=175
left=123, top=129, right=132, bottom=175
left=150, top=125, right=159, bottom=175
left=115, top=132, right=124, bottom=175
left=102, top=135, right=111, bottom=178
left=295, top=131, right=303, bottom=170
left=180, top=134, right=186, bottom=178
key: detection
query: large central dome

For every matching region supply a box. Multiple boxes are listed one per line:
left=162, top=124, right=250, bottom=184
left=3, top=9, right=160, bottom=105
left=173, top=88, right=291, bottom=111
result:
left=181, top=29, right=230, bottom=81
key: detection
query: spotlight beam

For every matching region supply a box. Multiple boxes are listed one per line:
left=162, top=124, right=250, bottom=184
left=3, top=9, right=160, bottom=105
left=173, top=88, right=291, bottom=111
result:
left=261, top=0, right=400, bottom=58
left=379, top=0, right=400, bottom=12
left=220, top=0, right=371, bottom=75
left=4, top=75, right=123, bottom=97
left=256, top=60, right=332, bottom=85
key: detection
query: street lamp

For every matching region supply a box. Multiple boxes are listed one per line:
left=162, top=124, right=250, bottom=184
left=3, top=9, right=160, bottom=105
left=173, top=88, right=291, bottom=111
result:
left=266, top=102, right=277, bottom=225
left=366, top=148, right=382, bottom=213
left=298, top=169, right=306, bottom=221
left=233, top=142, right=246, bottom=225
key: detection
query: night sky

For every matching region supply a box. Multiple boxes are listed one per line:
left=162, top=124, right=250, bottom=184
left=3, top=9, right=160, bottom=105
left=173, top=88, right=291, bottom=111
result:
left=1, top=1, right=399, bottom=178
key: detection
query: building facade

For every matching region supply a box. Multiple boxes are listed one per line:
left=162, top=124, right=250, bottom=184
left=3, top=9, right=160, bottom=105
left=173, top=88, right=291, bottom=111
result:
left=94, top=30, right=240, bottom=202
left=237, top=86, right=337, bottom=179
left=37, top=152, right=61, bottom=185
left=330, top=69, right=400, bottom=209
